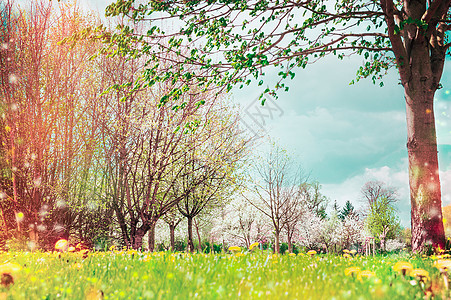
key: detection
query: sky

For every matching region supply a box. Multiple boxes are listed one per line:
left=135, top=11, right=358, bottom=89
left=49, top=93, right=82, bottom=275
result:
left=32, top=0, right=451, bottom=227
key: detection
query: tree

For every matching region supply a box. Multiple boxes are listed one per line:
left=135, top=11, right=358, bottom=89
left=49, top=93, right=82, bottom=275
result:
left=245, top=143, right=307, bottom=254
left=294, top=210, right=324, bottom=250
left=340, top=200, right=356, bottom=221
left=0, top=0, right=110, bottom=249
left=340, top=214, right=365, bottom=250
left=366, top=196, right=402, bottom=251
left=215, top=198, right=271, bottom=248
left=105, top=0, right=451, bottom=251
left=318, top=211, right=343, bottom=253
left=361, top=181, right=398, bottom=208
left=299, top=181, right=329, bottom=220
left=171, top=104, right=247, bottom=252
left=161, top=207, right=183, bottom=252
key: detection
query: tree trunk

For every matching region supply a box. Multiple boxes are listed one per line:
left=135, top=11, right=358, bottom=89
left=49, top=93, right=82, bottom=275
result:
left=194, top=218, right=202, bottom=252
left=187, top=216, right=194, bottom=253
left=148, top=222, right=156, bottom=252
left=382, top=0, right=447, bottom=252
left=169, top=224, right=175, bottom=252
left=405, top=84, right=445, bottom=252
left=274, top=230, right=280, bottom=254
left=132, top=224, right=150, bottom=250
left=132, top=231, right=145, bottom=250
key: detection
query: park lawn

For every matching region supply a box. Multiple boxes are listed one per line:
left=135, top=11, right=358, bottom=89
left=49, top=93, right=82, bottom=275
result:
left=0, top=250, right=448, bottom=299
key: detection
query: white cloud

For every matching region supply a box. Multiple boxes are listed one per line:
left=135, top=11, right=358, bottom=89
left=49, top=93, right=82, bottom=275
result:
left=321, top=161, right=451, bottom=228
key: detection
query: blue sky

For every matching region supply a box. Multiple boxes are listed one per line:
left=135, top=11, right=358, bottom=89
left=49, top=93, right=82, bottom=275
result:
left=50, top=0, right=451, bottom=227
left=235, top=55, right=451, bottom=227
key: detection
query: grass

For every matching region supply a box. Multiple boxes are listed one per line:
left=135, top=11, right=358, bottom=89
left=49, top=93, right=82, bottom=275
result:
left=0, top=249, right=449, bottom=299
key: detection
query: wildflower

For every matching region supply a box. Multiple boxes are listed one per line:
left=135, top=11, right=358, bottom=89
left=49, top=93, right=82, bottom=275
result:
left=0, top=263, right=21, bottom=274
left=127, top=249, right=138, bottom=256
left=358, top=270, right=376, bottom=281
left=393, top=261, right=413, bottom=276
left=72, top=263, right=83, bottom=269
left=344, top=267, right=361, bottom=277
left=55, top=239, right=68, bottom=251
left=236, top=252, right=245, bottom=257
left=288, top=253, right=296, bottom=257
left=249, top=242, right=259, bottom=251
left=228, top=246, right=241, bottom=252
left=343, top=249, right=350, bottom=254
left=349, top=249, right=357, bottom=255
left=109, top=245, right=117, bottom=251
left=68, top=246, right=76, bottom=252
left=434, top=259, right=451, bottom=273
left=410, top=269, right=430, bottom=282
left=307, top=250, right=316, bottom=256
left=85, top=287, right=104, bottom=300
left=343, top=254, right=351, bottom=259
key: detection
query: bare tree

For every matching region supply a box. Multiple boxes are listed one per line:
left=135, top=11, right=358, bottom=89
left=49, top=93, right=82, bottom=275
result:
left=246, top=143, right=308, bottom=254
left=361, top=180, right=398, bottom=210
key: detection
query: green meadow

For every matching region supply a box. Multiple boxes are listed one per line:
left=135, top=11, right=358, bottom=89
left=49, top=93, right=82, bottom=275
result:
left=0, top=250, right=449, bottom=299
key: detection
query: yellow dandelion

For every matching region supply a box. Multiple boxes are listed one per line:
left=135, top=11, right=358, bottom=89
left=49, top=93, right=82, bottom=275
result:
left=349, top=249, right=357, bottom=255
left=434, top=259, right=451, bottom=272
left=410, top=269, right=430, bottom=282
left=72, top=263, right=83, bottom=269
left=288, top=253, right=296, bottom=257
left=343, top=253, right=351, bottom=259
left=343, top=249, right=350, bottom=253
left=55, top=239, right=68, bottom=251
left=0, top=263, right=21, bottom=274
left=109, top=245, right=117, bottom=251
left=307, top=250, right=317, bottom=256
left=249, top=242, right=259, bottom=251
left=127, top=249, right=138, bottom=256
left=344, top=267, right=361, bottom=277
left=228, top=246, right=241, bottom=252
left=235, top=252, right=245, bottom=257
left=358, top=270, right=376, bottom=281
left=393, top=261, right=413, bottom=276
left=85, top=287, right=104, bottom=300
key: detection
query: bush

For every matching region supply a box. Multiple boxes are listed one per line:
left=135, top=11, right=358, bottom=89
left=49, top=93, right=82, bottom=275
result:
left=174, top=239, right=187, bottom=252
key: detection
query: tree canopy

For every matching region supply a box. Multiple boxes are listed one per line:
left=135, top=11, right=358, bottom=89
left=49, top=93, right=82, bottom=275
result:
left=103, top=0, right=450, bottom=252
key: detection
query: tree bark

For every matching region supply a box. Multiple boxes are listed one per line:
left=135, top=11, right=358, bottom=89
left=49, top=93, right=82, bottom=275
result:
left=194, top=218, right=202, bottom=252
left=381, top=0, right=447, bottom=253
left=274, top=229, right=280, bottom=254
left=148, top=222, right=156, bottom=252
left=187, top=216, right=194, bottom=253
left=405, top=87, right=445, bottom=251
left=169, top=224, right=176, bottom=252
